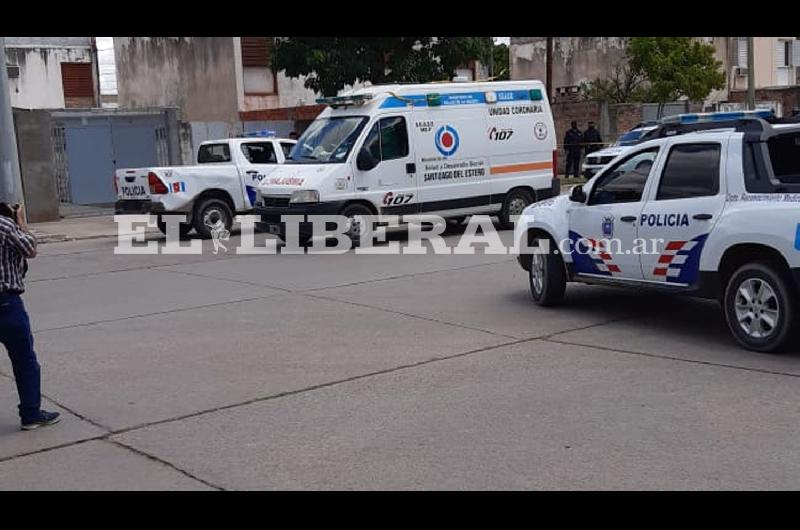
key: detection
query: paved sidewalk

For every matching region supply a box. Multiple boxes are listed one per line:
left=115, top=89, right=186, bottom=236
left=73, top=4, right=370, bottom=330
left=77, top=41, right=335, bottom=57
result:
left=30, top=215, right=160, bottom=244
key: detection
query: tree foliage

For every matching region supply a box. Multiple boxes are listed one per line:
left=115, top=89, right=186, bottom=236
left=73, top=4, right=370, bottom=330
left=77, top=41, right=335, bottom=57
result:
left=489, top=42, right=510, bottom=81
left=584, top=37, right=725, bottom=104
left=627, top=37, right=725, bottom=103
left=273, top=37, right=494, bottom=96
left=582, top=59, right=648, bottom=103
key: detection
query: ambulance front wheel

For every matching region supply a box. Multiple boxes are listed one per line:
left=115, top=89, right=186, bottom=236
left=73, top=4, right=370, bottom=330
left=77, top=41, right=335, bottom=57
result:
left=156, top=215, right=193, bottom=238
left=499, top=189, right=533, bottom=230
left=528, top=236, right=566, bottom=307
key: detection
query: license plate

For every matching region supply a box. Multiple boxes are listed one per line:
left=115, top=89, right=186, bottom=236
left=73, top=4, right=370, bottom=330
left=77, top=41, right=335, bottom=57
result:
left=119, top=184, right=148, bottom=199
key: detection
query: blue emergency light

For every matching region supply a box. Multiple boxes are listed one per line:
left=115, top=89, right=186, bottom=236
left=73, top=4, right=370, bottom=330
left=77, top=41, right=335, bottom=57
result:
left=661, top=109, right=775, bottom=125
left=316, top=94, right=375, bottom=107
left=244, top=129, right=277, bottom=138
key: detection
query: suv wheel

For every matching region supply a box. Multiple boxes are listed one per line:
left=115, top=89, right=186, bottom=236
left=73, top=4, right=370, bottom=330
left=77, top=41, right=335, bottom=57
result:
left=528, top=236, right=566, bottom=306
left=724, top=262, right=797, bottom=353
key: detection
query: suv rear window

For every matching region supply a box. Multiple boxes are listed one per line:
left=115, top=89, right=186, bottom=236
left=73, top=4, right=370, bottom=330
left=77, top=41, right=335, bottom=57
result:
left=767, top=132, right=800, bottom=183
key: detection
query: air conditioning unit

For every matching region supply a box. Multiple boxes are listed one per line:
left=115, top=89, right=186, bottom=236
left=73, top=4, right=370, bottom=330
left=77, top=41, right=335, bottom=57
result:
left=734, top=66, right=749, bottom=77
left=6, top=64, right=20, bottom=79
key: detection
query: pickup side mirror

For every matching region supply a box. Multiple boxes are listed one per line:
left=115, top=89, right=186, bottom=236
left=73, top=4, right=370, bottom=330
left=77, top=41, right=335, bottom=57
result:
left=569, top=185, right=587, bottom=203
left=356, top=147, right=379, bottom=171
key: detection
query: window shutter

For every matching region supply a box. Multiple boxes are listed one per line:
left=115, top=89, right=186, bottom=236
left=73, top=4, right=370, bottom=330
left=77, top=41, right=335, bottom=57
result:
left=792, top=39, right=800, bottom=66
left=241, top=37, right=272, bottom=67
left=61, top=63, right=94, bottom=98
left=737, top=38, right=748, bottom=67
left=777, top=40, right=787, bottom=67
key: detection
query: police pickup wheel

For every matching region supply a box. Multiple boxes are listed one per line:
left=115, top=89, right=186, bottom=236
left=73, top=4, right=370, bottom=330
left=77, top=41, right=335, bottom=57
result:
left=723, top=262, right=797, bottom=353
left=528, top=236, right=566, bottom=306
left=499, top=189, right=533, bottom=230
left=193, top=198, right=233, bottom=239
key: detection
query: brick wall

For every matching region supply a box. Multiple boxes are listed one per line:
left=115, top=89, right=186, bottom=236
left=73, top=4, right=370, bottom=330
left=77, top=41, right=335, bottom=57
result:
left=609, top=104, right=643, bottom=138
left=727, top=87, right=800, bottom=116
left=551, top=101, right=602, bottom=172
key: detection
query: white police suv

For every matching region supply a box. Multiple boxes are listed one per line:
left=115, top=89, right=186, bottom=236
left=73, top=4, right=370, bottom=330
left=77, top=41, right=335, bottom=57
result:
left=516, top=110, right=800, bottom=352
left=581, top=121, right=658, bottom=179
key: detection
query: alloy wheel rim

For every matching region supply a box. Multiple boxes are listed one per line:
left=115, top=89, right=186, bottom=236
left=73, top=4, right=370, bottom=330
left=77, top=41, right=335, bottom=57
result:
left=531, top=252, right=545, bottom=295
left=734, top=277, right=780, bottom=339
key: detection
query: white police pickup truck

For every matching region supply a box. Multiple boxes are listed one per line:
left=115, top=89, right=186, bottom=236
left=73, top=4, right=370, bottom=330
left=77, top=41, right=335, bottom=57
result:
left=115, top=135, right=296, bottom=238
left=516, top=110, right=800, bottom=352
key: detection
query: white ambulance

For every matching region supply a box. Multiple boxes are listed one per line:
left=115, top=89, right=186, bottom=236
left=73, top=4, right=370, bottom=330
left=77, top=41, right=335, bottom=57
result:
left=254, top=80, right=558, bottom=242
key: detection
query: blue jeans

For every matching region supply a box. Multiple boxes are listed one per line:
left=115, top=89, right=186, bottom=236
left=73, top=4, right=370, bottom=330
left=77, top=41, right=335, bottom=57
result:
left=0, top=293, right=41, bottom=424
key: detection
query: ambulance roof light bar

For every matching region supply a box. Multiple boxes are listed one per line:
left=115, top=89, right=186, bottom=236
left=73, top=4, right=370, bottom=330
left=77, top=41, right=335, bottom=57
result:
left=315, top=94, right=375, bottom=108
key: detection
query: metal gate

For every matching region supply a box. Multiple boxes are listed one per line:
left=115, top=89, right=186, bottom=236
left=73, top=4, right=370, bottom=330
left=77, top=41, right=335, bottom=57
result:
left=50, top=111, right=171, bottom=205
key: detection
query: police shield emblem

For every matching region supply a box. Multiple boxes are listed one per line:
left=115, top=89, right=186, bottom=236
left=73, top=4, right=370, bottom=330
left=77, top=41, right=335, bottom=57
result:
left=602, top=216, right=614, bottom=238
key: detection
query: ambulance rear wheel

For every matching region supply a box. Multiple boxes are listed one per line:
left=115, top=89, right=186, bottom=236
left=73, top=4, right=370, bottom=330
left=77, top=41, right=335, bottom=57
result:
left=499, top=189, right=533, bottom=230
left=277, top=230, right=312, bottom=247
left=528, top=236, right=566, bottom=307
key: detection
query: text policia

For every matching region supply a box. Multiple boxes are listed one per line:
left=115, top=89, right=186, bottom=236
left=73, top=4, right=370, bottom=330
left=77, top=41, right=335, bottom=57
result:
left=114, top=214, right=665, bottom=257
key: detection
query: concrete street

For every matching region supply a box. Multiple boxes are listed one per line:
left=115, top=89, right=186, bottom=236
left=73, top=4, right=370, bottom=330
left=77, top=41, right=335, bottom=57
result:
left=2, top=223, right=800, bottom=490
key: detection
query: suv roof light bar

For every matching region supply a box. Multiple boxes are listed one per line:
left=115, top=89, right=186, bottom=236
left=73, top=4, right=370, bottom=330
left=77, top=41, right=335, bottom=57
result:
left=660, top=109, right=775, bottom=125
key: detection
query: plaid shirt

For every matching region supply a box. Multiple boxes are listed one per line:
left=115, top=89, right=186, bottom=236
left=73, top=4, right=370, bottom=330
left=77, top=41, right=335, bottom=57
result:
left=0, top=216, right=36, bottom=294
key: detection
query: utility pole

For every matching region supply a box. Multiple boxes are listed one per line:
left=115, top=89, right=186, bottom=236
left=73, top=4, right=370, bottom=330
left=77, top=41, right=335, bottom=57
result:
left=746, top=36, right=755, bottom=110
left=546, top=37, right=553, bottom=102
left=0, top=37, right=23, bottom=205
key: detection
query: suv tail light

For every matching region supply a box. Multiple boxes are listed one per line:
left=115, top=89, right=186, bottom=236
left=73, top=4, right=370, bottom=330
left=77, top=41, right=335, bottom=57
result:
left=148, top=172, right=168, bottom=194
left=552, top=149, right=559, bottom=180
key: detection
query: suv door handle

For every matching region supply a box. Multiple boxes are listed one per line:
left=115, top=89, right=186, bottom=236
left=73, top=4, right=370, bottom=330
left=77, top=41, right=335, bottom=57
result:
left=246, top=170, right=258, bottom=174
left=693, top=213, right=713, bottom=220
left=620, top=216, right=637, bottom=222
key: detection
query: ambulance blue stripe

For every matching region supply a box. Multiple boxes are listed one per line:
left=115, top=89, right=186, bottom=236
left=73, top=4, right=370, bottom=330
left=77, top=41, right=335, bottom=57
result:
left=379, top=90, right=535, bottom=109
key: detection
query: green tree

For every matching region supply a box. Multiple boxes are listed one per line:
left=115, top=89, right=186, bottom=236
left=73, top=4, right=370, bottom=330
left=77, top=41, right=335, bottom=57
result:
left=489, top=42, right=510, bottom=81
left=273, top=37, right=494, bottom=96
left=582, top=59, right=648, bottom=103
left=627, top=37, right=725, bottom=104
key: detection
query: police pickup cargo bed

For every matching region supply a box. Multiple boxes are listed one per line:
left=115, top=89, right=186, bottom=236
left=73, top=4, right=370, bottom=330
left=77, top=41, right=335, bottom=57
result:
left=115, top=136, right=296, bottom=238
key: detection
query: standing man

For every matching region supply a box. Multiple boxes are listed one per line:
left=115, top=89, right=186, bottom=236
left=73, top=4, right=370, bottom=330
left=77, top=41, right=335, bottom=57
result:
left=583, top=121, right=603, bottom=156
left=0, top=202, right=60, bottom=430
left=563, top=121, right=583, bottom=179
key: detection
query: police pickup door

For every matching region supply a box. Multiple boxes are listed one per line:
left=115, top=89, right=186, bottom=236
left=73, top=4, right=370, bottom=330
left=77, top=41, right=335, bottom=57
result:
left=115, top=137, right=295, bottom=238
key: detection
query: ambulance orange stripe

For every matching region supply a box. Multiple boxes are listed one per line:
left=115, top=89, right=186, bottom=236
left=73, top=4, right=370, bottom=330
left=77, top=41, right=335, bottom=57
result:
left=490, top=161, right=553, bottom=175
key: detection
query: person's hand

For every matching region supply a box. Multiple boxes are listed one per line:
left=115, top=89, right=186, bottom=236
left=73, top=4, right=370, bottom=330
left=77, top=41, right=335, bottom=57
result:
left=13, top=204, right=27, bottom=230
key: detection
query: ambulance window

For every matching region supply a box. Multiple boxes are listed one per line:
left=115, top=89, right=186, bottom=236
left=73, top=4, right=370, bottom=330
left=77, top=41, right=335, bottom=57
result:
left=379, top=117, right=409, bottom=160
left=240, top=142, right=277, bottom=164
left=656, top=143, right=720, bottom=200
left=363, top=123, right=381, bottom=161
left=589, top=148, right=659, bottom=205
